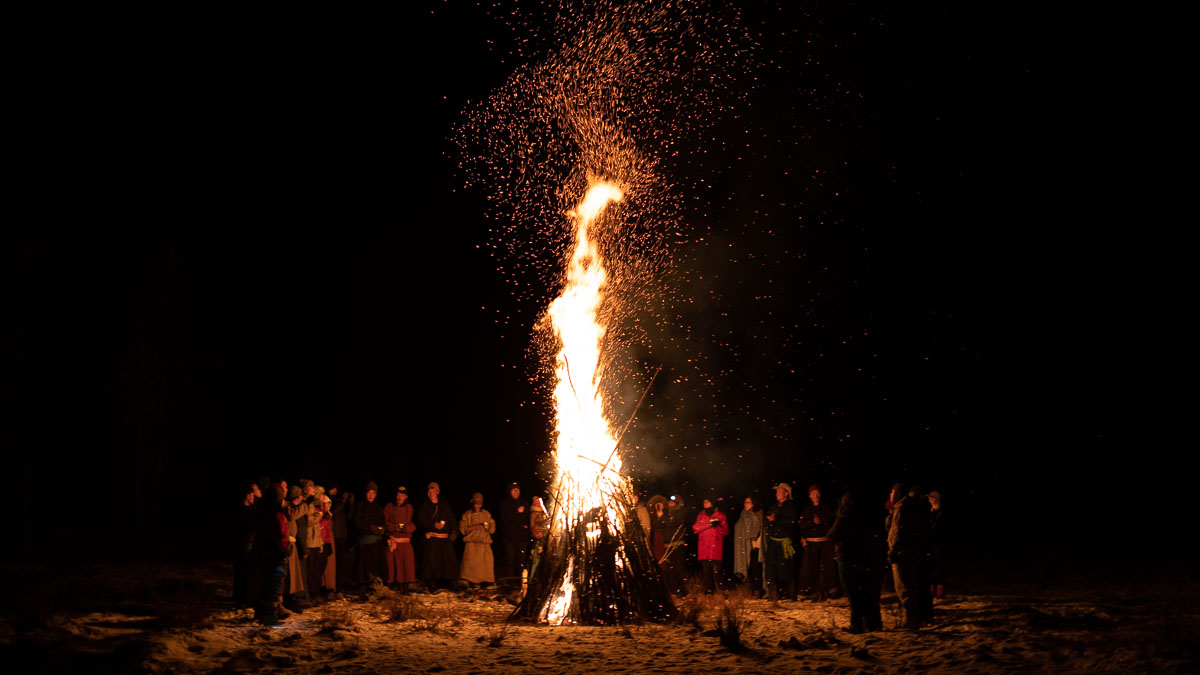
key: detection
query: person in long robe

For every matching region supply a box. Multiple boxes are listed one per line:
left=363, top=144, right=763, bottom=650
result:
left=416, top=482, right=458, bottom=592
left=353, top=482, right=387, bottom=588
left=497, top=482, right=530, bottom=579
left=798, top=484, right=838, bottom=600
left=302, top=482, right=327, bottom=604
left=283, top=485, right=315, bottom=610
left=318, top=491, right=337, bottom=594
left=733, top=496, right=763, bottom=596
left=328, top=483, right=355, bottom=591
left=383, top=486, right=417, bottom=589
left=692, top=497, right=729, bottom=594
left=459, top=492, right=496, bottom=586
left=828, top=491, right=884, bottom=633
left=764, top=482, right=799, bottom=601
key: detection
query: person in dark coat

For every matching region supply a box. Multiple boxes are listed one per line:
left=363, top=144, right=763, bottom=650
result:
left=764, top=482, right=799, bottom=601
left=233, top=482, right=259, bottom=608
left=353, top=482, right=387, bottom=587
left=828, top=491, right=884, bottom=633
left=497, top=482, right=531, bottom=579
left=252, top=484, right=289, bottom=625
left=888, top=484, right=932, bottom=630
left=415, top=482, right=459, bottom=592
left=927, top=490, right=945, bottom=600
left=798, top=484, right=838, bottom=600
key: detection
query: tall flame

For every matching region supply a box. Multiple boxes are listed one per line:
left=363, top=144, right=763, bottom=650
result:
left=541, top=179, right=626, bottom=625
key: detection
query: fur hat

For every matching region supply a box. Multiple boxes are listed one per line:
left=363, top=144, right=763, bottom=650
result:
left=774, top=482, right=793, bottom=497
left=365, top=481, right=379, bottom=493
left=647, top=494, right=669, bottom=508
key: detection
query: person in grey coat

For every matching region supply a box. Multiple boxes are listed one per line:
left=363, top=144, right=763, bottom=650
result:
left=732, top=496, right=763, bottom=596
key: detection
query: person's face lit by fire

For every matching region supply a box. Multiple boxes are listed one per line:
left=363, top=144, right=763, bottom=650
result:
left=703, top=499, right=714, bottom=509
left=743, top=498, right=753, bottom=511
left=396, top=491, right=408, bottom=506
left=303, top=483, right=315, bottom=498
left=366, top=489, right=377, bottom=503
left=654, top=502, right=664, bottom=516
left=251, top=484, right=262, bottom=499
left=809, top=489, right=820, bottom=506
left=328, top=486, right=339, bottom=497
left=510, top=487, right=520, bottom=500
left=775, top=487, right=789, bottom=503
left=428, top=487, right=439, bottom=503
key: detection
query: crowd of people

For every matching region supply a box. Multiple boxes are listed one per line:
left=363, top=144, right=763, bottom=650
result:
left=233, top=477, right=944, bottom=632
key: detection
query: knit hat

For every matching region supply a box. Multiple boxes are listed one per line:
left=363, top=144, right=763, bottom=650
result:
left=508, top=482, right=520, bottom=491
left=287, top=485, right=302, bottom=500
left=365, top=481, right=379, bottom=493
left=313, top=486, right=325, bottom=500
left=774, top=482, right=793, bottom=496
left=397, top=486, right=408, bottom=494
left=298, top=479, right=314, bottom=491
left=427, top=482, right=440, bottom=492
left=472, top=492, right=484, bottom=505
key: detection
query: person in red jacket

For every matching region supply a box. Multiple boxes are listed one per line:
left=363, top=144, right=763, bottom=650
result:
left=692, top=497, right=730, bottom=594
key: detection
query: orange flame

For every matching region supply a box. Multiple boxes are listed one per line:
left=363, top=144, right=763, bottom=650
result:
left=541, top=179, right=626, bottom=625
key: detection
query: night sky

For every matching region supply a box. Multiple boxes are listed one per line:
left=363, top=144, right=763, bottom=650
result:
left=14, top=2, right=1176, bottom=565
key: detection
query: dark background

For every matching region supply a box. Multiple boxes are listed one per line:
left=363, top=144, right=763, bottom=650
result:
left=12, top=2, right=1178, bottom=567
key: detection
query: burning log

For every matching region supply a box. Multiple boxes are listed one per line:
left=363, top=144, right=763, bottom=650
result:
left=513, top=485, right=676, bottom=625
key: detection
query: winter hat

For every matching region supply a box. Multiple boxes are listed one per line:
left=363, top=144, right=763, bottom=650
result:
left=313, top=486, right=325, bottom=500
left=774, top=483, right=793, bottom=497
left=268, top=484, right=286, bottom=505
left=472, top=492, right=484, bottom=505
left=365, top=481, right=379, bottom=493
left=507, top=482, right=520, bottom=491
left=299, top=479, right=314, bottom=491
left=928, top=490, right=942, bottom=503
left=427, top=482, right=440, bottom=492
left=647, top=494, right=668, bottom=508
left=287, top=485, right=302, bottom=500
left=396, top=486, right=408, bottom=494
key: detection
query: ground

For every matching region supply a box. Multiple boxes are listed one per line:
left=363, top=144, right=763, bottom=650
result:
left=2, top=560, right=1198, bottom=673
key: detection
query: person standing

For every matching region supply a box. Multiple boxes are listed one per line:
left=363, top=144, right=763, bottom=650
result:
left=733, top=496, right=763, bottom=596
left=529, top=496, right=550, bottom=579
left=828, top=491, right=884, bottom=633
left=460, top=492, right=496, bottom=587
left=233, top=483, right=258, bottom=608
left=927, top=490, right=945, bottom=600
left=497, top=482, right=531, bottom=580
left=798, top=484, right=838, bottom=600
left=317, top=489, right=337, bottom=596
left=416, top=482, right=458, bottom=592
left=888, top=484, right=932, bottom=630
left=327, top=483, right=355, bottom=591
left=302, top=483, right=326, bottom=604
left=764, top=482, right=799, bottom=601
left=353, top=482, right=387, bottom=588
left=692, top=498, right=729, bottom=594
left=252, top=484, right=289, bottom=625
left=283, top=485, right=313, bottom=610
left=383, top=486, right=417, bottom=590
